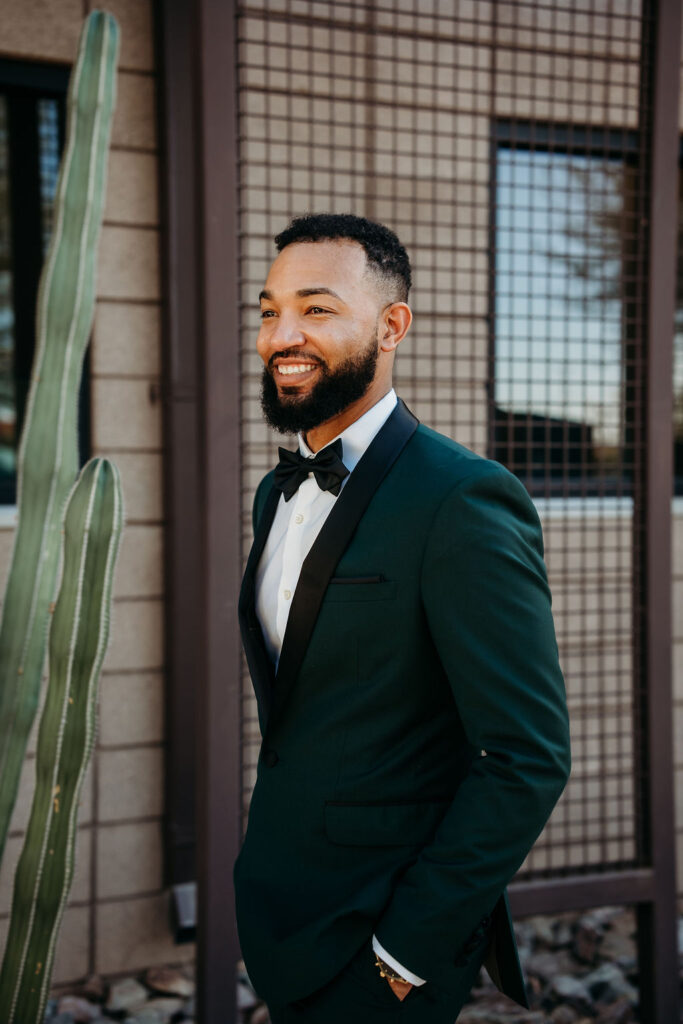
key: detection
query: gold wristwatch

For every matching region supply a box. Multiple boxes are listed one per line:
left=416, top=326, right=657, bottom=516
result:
left=374, top=954, right=410, bottom=985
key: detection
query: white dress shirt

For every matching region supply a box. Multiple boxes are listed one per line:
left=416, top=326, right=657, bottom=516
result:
left=254, top=387, right=426, bottom=987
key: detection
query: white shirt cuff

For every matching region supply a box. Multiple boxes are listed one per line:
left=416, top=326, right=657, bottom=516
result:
left=372, top=934, right=426, bottom=986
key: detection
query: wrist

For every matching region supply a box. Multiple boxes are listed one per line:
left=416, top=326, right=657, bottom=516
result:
left=374, top=954, right=411, bottom=985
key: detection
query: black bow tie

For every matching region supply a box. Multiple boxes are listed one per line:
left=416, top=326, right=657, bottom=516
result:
left=274, top=438, right=349, bottom=501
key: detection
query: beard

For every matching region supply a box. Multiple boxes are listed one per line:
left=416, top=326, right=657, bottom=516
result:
left=260, top=328, right=379, bottom=435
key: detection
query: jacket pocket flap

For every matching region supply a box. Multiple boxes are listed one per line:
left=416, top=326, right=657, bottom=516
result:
left=325, top=580, right=397, bottom=602
left=324, top=800, right=449, bottom=846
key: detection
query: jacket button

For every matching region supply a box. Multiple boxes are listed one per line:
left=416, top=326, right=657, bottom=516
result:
left=263, top=749, right=279, bottom=768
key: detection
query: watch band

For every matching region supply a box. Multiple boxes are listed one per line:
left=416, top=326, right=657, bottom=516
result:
left=374, top=954, right=410, bottom=985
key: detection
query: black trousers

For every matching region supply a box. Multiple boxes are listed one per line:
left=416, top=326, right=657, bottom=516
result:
left=267, top=939, right=486, bottom=1024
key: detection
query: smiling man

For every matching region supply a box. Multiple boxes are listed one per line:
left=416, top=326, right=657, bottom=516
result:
left=235, top=213, right=571, bottom=1024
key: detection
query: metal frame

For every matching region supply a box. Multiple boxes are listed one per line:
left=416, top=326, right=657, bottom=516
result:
left=501, top=1, right=680, bottom=1019
left=155, top=0, right=681, bottom=1019
left=632, top=0, right=680, bottom=1020
left=194, top=0, right=242, bottom=1017
left=156, top=0, right=242, bottom=1020
left=155, top=0, right=202, bottom=894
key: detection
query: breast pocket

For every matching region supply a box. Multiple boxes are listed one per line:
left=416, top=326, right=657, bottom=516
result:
left=325, top=577, right=397, bottom=602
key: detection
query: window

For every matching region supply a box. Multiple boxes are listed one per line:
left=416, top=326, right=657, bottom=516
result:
left=491, top=122, right=645, bottom=498
left=0, top=59, right=90, bottom=506
left=674, top=165, right=683, bottom=496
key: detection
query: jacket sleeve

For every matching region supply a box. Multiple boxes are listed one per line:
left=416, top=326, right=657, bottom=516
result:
left=374, top=460, right=571, bottom=987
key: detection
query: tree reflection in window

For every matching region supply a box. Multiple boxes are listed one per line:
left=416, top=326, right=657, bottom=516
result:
left=492, top=137, right=644, bottom=498
left=674, top=168, right=683, bottom=496
left=0, top=96, right=15, bottom=485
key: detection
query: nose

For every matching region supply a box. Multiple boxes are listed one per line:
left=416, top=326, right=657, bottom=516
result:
left=268, top=312, right=306, bottom=350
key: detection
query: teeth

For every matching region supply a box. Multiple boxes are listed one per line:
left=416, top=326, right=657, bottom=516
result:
left=277, top=364, right=316, bottom=375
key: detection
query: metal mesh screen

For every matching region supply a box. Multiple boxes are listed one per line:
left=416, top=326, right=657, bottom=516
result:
left=237, top=0, right=650, bottom=882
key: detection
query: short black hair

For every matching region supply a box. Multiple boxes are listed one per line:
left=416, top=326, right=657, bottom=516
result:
left=274, top=213, right=412, bottom=302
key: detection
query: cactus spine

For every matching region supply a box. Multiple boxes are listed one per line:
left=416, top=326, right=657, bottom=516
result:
left=0, top=457, right=124, bottom=1024
left=0, top=11, right=119, bottom=860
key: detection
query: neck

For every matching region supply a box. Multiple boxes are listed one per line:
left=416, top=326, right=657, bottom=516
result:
left=303, top=383, right=392, bottom=452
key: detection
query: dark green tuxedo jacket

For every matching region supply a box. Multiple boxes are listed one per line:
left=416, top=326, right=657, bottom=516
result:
left=235, top=400, right=571, bottom=1010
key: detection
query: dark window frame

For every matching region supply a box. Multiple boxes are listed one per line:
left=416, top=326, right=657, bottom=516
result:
left=0, top=57, right=90, bottom=506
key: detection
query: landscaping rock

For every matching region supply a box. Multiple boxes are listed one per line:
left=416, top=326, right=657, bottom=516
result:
left=573, top=915, right=604, bottom=964
left=79, top=976, right=106, bottom=1003
left=549, top=1006, right=580, bottom=1024
left=123, top=1012, right=166, bottom=1024
left=526, top=949, right=579, bottom=984
left=584, top=962, right=638, bottom=1006
left=550, top=975, right=595, bottom=1016
left=599, top=929, right=636, bottom=968
left=56, top=995, right=100, bottom=1022
left=144, top=966, right=194, bottom=999
left=526, top=914, right=557, bottom=947
left=595, top=996, right=635, bottom=1023
left=106, top=977, right=148, bottom=1015
left=553, top=920, right=574, bottom=948
left=146, top=996, right=184, bottom=1018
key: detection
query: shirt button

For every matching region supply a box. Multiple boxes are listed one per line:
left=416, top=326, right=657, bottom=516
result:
left=294, top=513, right=304, bottom=524
left=283, top=589, right=292, bottom=600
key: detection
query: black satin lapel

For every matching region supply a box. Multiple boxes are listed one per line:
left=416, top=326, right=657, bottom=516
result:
left=238, top=484, right=281, bottom=726
left=267, top=400, right=419, bottom=732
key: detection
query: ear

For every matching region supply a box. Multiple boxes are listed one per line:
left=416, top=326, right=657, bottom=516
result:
left=379, top=302, right=412, bottom=353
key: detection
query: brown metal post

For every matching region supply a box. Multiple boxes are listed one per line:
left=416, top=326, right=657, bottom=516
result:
left=155, top=0, right=202, bottom=893
left=156, top=0, right=242, bottom=1018
left=636, top=1, right=681, bottom=1021
left=194, top=0, right=243, bottom=1020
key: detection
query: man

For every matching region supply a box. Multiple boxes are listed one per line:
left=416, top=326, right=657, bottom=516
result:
left=235, top=213, right=571, bottom=1023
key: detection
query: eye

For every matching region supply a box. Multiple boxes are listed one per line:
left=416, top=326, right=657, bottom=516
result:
left=260, top=309, right=277, bottom=319
left=306, top=306, right=329, bottom=315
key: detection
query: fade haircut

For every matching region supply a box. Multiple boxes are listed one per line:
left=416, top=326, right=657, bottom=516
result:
left=274, top=213, right=412, bottom=303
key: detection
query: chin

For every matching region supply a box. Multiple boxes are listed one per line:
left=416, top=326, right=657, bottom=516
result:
left=278, top=386, right=311, bottom=400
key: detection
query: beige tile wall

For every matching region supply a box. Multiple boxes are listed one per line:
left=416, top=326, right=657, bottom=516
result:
left=0, top=0, right=194, bottom=986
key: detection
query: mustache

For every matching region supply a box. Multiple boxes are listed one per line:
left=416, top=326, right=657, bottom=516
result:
left=267, top=351, right=326, bottom=371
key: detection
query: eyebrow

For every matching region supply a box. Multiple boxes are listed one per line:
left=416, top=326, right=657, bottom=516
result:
left=258, top=287, right=344, bottom=303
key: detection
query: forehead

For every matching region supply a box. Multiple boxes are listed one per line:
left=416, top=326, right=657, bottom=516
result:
left=264, top=239, right=370, bottom=297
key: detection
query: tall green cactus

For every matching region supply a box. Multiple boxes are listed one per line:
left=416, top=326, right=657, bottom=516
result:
left=0, top=11, right=119, bottom=860
left=0, top=457, right=123, bottom=1024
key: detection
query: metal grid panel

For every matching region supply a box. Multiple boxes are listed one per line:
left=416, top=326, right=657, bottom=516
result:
left=237, top=0, right=648, bottom=882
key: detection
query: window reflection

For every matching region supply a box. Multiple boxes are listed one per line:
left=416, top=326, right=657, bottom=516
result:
left=674, top=168, right=683, bottom=496
left=493, top=145, right=637, bottom=497
left=38, top=99, right=60, bottom=257
left=0, top=97, right=15, bottom=480
left=0, top=89, right=62, bottom=499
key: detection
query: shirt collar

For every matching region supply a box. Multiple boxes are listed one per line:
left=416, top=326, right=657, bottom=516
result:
left=298, top=389, right=398, bottom=474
